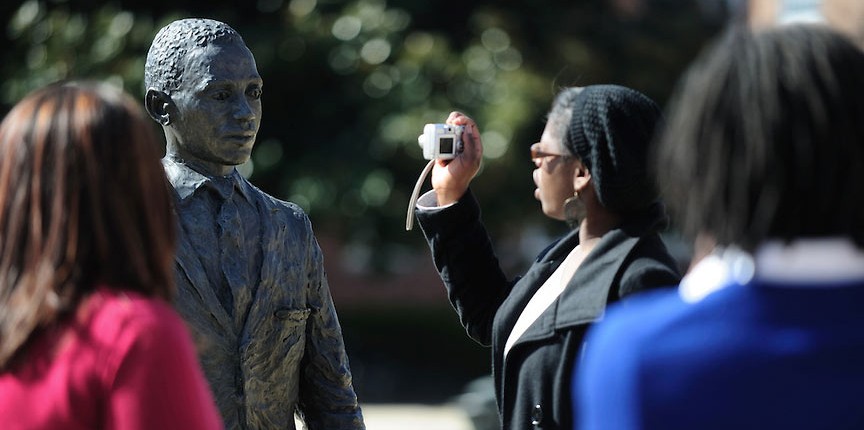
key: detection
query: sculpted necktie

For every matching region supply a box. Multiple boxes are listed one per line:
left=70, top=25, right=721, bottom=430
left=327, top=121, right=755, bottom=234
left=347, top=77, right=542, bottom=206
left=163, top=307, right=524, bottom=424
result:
left=214, top=176, right=247, bottom=315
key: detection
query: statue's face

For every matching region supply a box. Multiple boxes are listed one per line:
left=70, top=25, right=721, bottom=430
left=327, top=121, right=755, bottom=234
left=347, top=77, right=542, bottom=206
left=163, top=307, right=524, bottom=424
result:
left=168, top=40, right=262, bottom=169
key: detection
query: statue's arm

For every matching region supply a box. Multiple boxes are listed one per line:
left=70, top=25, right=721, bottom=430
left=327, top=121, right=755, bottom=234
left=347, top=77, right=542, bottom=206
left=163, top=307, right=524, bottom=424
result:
left=295, top=216, right=365, bottom=430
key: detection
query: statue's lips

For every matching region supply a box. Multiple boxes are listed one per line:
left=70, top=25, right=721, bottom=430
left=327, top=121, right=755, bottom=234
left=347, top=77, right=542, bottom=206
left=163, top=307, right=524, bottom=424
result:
left=223, top=134, right=256, bottom=144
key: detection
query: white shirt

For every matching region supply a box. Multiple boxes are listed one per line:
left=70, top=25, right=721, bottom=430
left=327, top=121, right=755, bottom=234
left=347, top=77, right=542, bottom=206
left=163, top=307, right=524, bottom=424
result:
left=504, top=246, right=583, bottom=357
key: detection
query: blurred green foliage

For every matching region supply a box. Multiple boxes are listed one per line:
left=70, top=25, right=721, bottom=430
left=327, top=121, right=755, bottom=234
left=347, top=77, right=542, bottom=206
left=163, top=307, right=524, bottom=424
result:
left=0, top=0, right=724, bottom=274
left=0, top=0, right=724, bottom=403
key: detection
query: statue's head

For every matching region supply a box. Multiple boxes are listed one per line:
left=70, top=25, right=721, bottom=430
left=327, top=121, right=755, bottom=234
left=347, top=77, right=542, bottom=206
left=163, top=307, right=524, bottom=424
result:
left=144, top=18, right=263, bottom=176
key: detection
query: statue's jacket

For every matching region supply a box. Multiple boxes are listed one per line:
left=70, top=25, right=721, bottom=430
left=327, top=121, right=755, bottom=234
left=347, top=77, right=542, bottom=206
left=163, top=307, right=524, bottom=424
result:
left=163, top=158, right=364, bottom=430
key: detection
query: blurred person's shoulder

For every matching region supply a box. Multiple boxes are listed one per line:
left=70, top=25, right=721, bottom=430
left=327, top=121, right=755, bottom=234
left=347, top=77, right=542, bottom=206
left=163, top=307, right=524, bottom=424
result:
left=591, top=286, right=687, bottom=346
left=79, top=286, right=188, bottom=346
left=587, top=279, right=747, bottom=359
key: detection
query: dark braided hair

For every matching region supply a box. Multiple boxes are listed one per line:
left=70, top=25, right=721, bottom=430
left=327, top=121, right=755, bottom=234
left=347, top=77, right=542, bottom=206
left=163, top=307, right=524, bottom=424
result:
left=655, top=25, right=864, bottom=250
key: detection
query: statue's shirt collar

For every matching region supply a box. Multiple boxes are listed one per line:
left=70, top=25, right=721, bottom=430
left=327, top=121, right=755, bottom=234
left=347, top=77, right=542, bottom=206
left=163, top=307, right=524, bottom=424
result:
left=162, top=156, right=252, bottom=202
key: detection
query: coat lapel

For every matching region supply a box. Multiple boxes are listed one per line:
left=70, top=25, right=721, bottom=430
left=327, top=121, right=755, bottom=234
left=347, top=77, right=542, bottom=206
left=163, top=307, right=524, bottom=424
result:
left=505, top=228, right=641, bottom=349
left=494, top=229, right=581, bottom=353
left=553, top=230, right=639, bottom=327
left=509, top=205, right=668, bottom=348
left=175, top=223, right=235, bottom=333
left=238, top=179, right=275, bottom=335
left=163, top=158, right=235, bottom=334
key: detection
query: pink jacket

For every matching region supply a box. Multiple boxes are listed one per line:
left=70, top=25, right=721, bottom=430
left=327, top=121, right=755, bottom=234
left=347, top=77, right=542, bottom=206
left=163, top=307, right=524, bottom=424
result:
left=0, top=286, right=222, bottom=430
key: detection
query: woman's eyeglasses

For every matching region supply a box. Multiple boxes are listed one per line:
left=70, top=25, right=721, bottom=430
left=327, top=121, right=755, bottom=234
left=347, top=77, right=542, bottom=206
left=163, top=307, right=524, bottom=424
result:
left=530, top=143, right=570, bottom=162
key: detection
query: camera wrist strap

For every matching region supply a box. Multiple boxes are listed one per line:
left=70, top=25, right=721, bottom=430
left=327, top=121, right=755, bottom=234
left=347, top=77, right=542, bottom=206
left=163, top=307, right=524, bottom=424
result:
left=405, top=159, right=436, bottom=231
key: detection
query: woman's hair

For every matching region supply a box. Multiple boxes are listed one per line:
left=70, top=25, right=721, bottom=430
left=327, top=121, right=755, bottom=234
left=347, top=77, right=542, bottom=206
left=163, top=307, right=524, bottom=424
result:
left=656, top=25, right=864, bottom=250
left=546, top=87, right=583, bottom=155
left=0, top=81, right=177, bottom=369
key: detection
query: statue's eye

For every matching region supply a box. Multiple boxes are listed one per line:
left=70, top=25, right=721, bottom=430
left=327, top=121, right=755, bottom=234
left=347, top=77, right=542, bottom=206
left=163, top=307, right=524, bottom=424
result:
left=212, top=90, right=231, bottom=101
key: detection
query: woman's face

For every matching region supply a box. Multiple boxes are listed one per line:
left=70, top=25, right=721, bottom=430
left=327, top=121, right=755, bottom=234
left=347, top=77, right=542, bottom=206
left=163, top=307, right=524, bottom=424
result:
left=532, top=122, right=578, bottom=220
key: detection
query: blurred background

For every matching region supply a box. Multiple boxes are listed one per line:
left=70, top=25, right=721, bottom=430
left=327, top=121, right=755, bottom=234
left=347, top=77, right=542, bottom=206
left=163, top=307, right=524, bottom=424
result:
left=1, top=0, right=860, bottom=427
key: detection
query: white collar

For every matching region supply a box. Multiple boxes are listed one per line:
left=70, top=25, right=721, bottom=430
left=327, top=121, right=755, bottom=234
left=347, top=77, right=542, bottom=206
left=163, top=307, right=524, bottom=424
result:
left=755, top=238, right=864, bottom=283
left=678, top=246, right=754, bottom=303
left=678, top=238, right=864, bottom=303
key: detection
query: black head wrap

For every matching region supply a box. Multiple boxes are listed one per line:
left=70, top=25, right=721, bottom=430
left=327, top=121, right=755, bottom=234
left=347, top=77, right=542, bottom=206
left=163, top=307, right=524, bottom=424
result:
left=565, top=85, right=662, bottom=213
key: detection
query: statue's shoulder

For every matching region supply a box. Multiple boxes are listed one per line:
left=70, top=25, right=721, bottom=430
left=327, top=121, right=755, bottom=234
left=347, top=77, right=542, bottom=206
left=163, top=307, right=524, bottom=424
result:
left=241, top=178, right=310, bottom=224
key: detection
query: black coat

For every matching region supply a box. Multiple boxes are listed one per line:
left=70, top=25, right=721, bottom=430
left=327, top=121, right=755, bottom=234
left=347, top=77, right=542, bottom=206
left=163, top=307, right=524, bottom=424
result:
left=416, top=190, right=680, bottom=430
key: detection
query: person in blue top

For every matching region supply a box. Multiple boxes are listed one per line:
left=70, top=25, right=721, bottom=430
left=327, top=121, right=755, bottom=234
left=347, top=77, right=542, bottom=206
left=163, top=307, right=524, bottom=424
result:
left=574, top=25, right=864, bottom=430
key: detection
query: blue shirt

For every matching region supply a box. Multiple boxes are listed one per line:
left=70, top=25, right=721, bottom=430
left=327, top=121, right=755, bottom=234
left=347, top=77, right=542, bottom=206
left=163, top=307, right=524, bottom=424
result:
left=576, top=277, right=864, bottom=430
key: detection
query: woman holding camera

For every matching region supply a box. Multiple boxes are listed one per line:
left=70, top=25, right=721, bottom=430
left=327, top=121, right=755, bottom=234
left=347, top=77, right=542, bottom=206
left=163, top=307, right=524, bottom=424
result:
left=413, top=85, right=680, bottom=430
left=0, top=82, right=221, bottom=429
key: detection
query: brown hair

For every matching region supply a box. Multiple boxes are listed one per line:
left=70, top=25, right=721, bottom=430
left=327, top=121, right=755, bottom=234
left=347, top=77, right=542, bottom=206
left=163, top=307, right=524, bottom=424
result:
left=0, top=81, right=177, bottom=370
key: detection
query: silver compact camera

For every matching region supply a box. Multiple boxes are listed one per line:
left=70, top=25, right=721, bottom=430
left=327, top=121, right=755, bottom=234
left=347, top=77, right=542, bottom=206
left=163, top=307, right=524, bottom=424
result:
left=417, top=123, right=464, bottom=160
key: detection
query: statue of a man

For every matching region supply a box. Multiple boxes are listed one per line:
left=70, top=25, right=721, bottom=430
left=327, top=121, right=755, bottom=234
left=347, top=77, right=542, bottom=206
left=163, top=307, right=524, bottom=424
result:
left=144, top=18, right=364, bottom=430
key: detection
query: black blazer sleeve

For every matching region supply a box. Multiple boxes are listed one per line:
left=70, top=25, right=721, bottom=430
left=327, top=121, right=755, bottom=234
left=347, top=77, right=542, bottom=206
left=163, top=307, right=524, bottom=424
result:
left=415, top=189, right=514, bottom=346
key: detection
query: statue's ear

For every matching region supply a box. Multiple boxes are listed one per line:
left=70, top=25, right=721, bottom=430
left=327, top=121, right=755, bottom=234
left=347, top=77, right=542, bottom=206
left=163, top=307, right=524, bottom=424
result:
left=145, top=88, right=175, bottom=126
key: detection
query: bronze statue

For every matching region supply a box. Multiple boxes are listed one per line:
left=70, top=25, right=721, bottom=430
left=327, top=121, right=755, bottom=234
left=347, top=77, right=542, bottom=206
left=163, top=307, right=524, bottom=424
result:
left=144, top=18, right=364, bottom=430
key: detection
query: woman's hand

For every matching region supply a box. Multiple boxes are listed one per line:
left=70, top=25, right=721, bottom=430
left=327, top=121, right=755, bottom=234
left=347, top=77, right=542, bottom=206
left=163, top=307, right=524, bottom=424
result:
left=431, top=111, right=483, bottom=205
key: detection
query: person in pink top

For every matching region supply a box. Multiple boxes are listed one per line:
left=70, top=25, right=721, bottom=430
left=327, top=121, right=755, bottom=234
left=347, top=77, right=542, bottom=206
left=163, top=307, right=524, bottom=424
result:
left=0, top=81, right=222, bottom=430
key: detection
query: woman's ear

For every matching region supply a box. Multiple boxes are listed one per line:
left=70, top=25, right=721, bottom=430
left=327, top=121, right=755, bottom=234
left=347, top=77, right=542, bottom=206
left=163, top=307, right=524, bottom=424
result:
left=572, top=160, right=592, bottom=192
left=145, top=89, right=174, bottom=126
